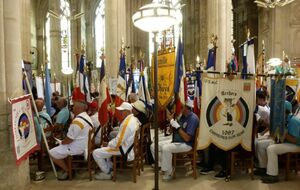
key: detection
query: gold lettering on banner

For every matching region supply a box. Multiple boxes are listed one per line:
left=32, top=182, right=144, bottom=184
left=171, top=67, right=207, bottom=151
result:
left=152, top=51, right=176, bottom=107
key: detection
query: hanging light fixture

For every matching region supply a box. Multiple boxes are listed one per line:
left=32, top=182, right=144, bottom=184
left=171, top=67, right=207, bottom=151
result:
left=254, top=0, right=294, bottom=8
left=267, top=58, right=282, bottom=67
left=132, top=1, right=180, bottom=32
left=132, top=1, right=181, bottom=190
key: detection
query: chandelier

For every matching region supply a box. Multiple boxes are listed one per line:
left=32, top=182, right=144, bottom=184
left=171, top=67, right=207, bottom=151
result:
left=132, top=0, right=181, bottom=32
left=254, top=0, right=294, bottom=8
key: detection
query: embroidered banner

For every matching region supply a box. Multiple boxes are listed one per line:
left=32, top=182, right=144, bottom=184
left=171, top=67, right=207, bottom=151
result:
left=270, top=79, right=286, bottom=140
left=197, top=76, right=255, bottom=151
left=152, top=51, right=176, bottom=107
left=11, top=95, right=38, bottom=165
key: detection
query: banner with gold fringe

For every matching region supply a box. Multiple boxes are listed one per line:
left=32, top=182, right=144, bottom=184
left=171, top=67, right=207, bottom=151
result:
left=152, top=51, right=176, bottom=107
left=197, top=76, right=255, bottom=151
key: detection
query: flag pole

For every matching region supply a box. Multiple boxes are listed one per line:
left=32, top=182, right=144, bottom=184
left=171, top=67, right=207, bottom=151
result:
left=153, top=31, right=159, bottom=190
left=23, top=71, right=57, bottom=177
left=54, top=72, right=57, bottom=92
left=41, top=64, right=45, bottom=97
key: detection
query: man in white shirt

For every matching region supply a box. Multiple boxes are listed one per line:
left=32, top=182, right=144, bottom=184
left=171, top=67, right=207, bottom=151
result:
left=93, top=102, right=140, bottom=180
left=49, top=99, right=93, bottom=180
left=88, top=100, right=101, bottom=145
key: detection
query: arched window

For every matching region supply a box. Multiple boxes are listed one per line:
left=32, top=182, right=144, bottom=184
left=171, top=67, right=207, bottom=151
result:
left=95, top=0, right=105, bottom=68
left=60, top=0, right=71, bottom=71
left=45, top=15, right=51, bottom=68
left=149, top=0, right=183, bottom=66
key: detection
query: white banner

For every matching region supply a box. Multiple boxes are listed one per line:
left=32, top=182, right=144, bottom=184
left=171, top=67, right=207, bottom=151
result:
left=35, top=76, right=61, bottom=98
left=11, top=95, right=38, bottom=164
left=197, top=76, right=255, bottom=151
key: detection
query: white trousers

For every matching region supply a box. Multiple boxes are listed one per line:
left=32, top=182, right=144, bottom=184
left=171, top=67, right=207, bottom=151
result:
left=161, top=142, right=192, bottom=175
left=93, top=147, right=121, bottom=174
left=150, top=135, right=172, bottom=167
left=257, top=139, right=300, bottom=176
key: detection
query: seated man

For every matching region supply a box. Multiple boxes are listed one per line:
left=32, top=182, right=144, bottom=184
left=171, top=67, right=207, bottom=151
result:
left=131, top=100, right=149, bottom=126
left=256, top=101, right=300, bottom=183
left=49, top=99, right=93, bottom=180
left=33, top=98, right=53, bottom=144
left=88, top=100, right=101, bottom=145
left=54, top=97, right=70, bottom=129
left=93, top=102, right=140, bottom=180
left=161, top=99, right=199, bottom=180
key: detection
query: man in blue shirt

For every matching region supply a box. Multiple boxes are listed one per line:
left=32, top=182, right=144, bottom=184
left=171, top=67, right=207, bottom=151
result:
left=33, top=99, right=53, bottom=144
left=54, top=97, right=70, bottom=129
left=257, top=101, right=300, bottom=183
left=161, top=99, right=199, bottom=181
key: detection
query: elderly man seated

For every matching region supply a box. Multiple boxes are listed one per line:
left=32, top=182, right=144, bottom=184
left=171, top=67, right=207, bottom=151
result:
left=54, top=97, right=70, bottom=129
left=160, top=99, right=199, bottom=180
left=49, top=99, right=93, bottom=180
left=33, top=98, right=53, bottom=144
left=256, top=101, right=300, bottom=183
left=93, top=102, right=140, bottom=180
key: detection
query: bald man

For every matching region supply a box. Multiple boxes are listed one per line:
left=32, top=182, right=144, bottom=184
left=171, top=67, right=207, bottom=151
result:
left=49, top=100, right=93, bottom=180
left=54, top=97, right=70, bottom=131
left=33, top=99, right=53, bottom=144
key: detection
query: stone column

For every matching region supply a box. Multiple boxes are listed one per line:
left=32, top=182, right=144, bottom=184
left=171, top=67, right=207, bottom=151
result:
left=0, top=0, right=30, bottom=189
left=105, top=0, right=126, bottom=79
left=20, top=0, right=32, bottom=62
left=125, top=0, right=149, bottom=66
left=49, top=0, right=63, bottom=82
left=207, top=0, right=233, bottom=72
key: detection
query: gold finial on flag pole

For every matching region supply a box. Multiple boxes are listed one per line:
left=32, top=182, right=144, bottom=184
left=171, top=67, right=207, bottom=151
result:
left=81, top=41, right=86, bottom=55
left=247, top=28, right=251, bottom=40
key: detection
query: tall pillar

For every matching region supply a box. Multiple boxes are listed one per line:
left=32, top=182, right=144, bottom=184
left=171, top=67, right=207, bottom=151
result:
left=20, top=0, right=32, bottom=62
left=105, top=0, right=126, bottom=79
left=0, top=0, right=30, bottom=189
left=207, top=0, right=233, bottom=72
left=49, top=0, right=63, bottom=82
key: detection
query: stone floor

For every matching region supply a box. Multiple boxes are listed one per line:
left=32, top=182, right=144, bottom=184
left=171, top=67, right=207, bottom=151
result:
left=29, top=166, right=300, bottom=190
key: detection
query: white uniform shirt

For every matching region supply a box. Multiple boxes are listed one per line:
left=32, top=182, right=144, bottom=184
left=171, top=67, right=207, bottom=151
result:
left=108, top=114, right=140, bottom=160
left=90, top=112, right=101, bottom=144
left=67, top=112, right=93, bottom=150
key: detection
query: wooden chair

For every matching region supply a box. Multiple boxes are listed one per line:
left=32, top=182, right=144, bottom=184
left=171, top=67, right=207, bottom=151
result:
left=285, top=152, right=300, bottom=180
left=139, top=123, right=151, bottom=171
left=112, top=128, right=140, bottom=183
left=172, top=127, right=199, bottom=179
left=67, top=128, right=94, bottom=180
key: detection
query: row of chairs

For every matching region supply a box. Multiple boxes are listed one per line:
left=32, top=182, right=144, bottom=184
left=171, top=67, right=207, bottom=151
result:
left=66, top=122, right=152, bottom=182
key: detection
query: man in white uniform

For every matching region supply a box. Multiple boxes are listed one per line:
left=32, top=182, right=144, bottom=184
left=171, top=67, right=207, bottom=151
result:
left=88, top=100, right=101, bottom=145
left=49, top=100, right=93, bottom=180
left=256, top=101, right=300, bottom=183
left=93, top=102, right=140, bottom=180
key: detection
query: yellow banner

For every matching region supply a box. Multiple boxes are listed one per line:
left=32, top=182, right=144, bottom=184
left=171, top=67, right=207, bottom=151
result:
left=152, top=51, right=176, bottom=107
left=286, top=79, right=298, bottom=87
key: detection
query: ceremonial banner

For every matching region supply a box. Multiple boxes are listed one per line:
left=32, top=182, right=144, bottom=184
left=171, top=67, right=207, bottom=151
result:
left=270, top=79, right=286, bottom=140
left=152, top=51, right=176, bottom=107
left=198, top=76, right=255, bottom=151
left=11, top=95, right=38, bottom=165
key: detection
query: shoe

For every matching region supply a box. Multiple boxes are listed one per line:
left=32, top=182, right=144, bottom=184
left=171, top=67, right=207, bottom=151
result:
left=253, top=168, right=266, bottom=176
left=94, top=172, right=112, bottom=180
left=200, top=168, right=215, bottom=175
left=162, top=173, right=173, bottom=181
left=162, top=169, right=174, bottom=181
left=261, top=175, right=279, bottom=183
left=32, top=171, right=45, bottom=183
left=57, top=171, right=68, bottom=180
left=214, top=170, right=226, bottom=180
